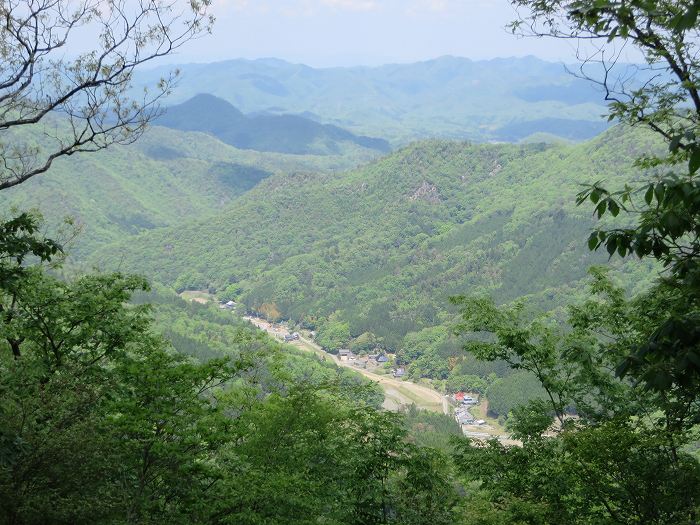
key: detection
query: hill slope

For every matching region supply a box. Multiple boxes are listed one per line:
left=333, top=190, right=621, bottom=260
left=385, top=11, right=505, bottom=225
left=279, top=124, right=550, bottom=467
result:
left=92, top=126, right=658, bottom=351
left=0, top=124, right=380, bottom=258
left=135, top=56, right=611, bottom=143
left=157, top=94, right=391, bottom=155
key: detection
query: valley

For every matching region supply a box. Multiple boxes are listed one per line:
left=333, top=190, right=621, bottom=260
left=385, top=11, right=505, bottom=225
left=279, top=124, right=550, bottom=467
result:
left=2, top=2, right=698, bottom=523
left=243, top=313, right=449, bottom=414
left=91, top=126, right=659, bottom=414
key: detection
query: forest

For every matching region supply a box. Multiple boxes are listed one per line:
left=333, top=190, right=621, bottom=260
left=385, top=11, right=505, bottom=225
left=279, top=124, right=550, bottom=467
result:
left=90, top=127, right=659, bottom=410
left=1, top=0, right=700, bottom=524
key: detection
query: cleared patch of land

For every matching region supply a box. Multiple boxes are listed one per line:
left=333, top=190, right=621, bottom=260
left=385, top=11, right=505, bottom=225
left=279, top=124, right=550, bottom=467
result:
left=179, top=290, right=214, bottom=304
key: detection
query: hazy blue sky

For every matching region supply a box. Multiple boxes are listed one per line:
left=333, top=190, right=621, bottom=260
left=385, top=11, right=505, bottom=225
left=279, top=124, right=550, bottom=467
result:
left=171, top=0, right=586, bottom=66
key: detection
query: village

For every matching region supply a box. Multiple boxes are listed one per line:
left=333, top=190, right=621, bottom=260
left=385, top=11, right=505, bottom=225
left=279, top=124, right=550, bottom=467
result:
left=206, top=295, right=515, bottom=441
left=210, top=297, right=514, bottom=442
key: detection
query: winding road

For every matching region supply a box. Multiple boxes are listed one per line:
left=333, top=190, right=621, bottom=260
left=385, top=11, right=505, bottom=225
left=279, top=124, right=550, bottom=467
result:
left=244, top=315, right=450, bottom=415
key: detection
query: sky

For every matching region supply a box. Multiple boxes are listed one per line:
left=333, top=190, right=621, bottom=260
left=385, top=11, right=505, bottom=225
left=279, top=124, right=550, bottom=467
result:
left=169, top=0, right=588, bottom=67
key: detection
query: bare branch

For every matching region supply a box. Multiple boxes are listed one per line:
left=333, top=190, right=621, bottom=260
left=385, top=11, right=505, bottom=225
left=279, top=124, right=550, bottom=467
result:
left=0, top=0, right=213, bottom=190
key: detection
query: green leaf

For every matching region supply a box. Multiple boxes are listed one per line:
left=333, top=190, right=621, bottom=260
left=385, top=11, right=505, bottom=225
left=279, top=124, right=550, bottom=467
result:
left=606, top=238, right=617, bottom=256
left=654, top=183, right=666, bottom=203
left=644, top=184, right=654, bottom=205
left=675, top=6, right=698, bottom=31
left=596, top=201, right=607, bottom=218
left=689, top=148, right=700, bottom=174
left=588, top=233, right=599, bottom=250
left=669, top=135, right=682, bottom=152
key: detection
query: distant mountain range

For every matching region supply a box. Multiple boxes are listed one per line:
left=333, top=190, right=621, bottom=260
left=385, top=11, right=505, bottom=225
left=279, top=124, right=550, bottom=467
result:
left=156, top=94, right=391, bottom=155
left=136, top=56, right=614, bottom=143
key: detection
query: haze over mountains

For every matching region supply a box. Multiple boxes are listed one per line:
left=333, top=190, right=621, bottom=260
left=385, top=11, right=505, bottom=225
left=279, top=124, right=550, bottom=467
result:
left=137, top=55, right=611, bottom=143
left=156, top=94, right=391, bottom=155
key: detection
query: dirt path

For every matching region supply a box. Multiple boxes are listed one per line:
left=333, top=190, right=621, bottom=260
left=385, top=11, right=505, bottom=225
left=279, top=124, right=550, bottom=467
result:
left=244, top=315, right=449, bottom=414
left=179, top=293, right=513, bottom=442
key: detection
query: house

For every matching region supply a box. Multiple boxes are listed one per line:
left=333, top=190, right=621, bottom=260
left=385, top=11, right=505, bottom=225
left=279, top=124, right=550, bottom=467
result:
left=377, top=355, right=389, bottom=363
left=454, top=392, right=465, bottom=403
left=393, top=367, right=405, bottom=378
left=462, top=396, right=478, bottom=405
left=455, top=406, right=475, bottom=425
left=338, top=349, right=354, bottom=362
left=458, top=413, right=475, bottom=425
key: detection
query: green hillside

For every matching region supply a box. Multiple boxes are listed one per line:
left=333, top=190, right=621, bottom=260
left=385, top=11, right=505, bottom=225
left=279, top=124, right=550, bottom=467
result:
left=135, top=286, right=385, bottom=408
left=92, top=126, right=658, bottom=361
left=0, top=124, right=380, bottom=258
left=157, top=94, right=391, bottom=155
left=135, top=56, right=610, bottom=143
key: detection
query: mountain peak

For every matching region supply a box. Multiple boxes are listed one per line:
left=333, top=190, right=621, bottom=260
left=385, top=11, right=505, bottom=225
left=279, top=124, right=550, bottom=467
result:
left=156, top=94, right=390, bottom=155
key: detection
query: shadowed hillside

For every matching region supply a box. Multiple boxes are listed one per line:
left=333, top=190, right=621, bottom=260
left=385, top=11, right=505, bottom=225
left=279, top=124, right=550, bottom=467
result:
left=0, top=124, right=382, bottom=258
left=157, top=94, right=391, bottom=155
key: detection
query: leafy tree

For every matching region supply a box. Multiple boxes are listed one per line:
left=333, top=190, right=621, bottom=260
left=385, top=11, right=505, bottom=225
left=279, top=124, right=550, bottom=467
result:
left=452, top=271, right=700, bottom=524
left=511, top=0, right=700, bottom=393
left=0, top=216, right=246, bottom=524
left=486, top=372, right=548, bottom=419
left=445, top=374, right=488, bottom=395
left=207, top=387, right=456, bottom=525
left=219, top=283, right=243, bottom=302
left=316, top=315, right=351, bottom=352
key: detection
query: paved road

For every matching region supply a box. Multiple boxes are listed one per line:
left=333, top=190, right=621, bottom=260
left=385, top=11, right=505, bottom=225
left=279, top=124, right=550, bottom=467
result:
left=244, top=315, right=449, bottom=415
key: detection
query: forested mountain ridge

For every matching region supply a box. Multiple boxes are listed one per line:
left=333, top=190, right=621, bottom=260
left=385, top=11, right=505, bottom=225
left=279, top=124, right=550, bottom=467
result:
left=157, top=93, right=391, bottom=155
left=135, top=56, right=610, bottom=143
left=92, top=125, right=659, bottom=356
left=3, top=0, right=699, bottom=519
left=0, top=124, right=380, bottom=258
